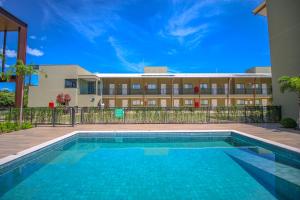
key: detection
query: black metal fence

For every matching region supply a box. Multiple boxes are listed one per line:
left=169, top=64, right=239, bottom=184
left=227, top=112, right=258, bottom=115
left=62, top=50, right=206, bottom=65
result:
left=0, top=106, right=281, bottom=126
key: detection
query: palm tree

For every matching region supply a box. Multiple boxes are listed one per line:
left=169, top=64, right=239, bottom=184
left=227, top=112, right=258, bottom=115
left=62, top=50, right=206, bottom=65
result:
left=278, top=76, right=300, bottom=128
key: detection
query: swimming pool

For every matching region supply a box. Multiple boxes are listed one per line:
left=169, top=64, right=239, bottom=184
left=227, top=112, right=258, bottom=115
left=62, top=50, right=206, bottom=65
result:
left=0, top=131, right=299, bottom=200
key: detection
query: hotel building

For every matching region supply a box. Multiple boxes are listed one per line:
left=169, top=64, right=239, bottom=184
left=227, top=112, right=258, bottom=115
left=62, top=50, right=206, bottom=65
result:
left=28, top=65, right=272, bottom=108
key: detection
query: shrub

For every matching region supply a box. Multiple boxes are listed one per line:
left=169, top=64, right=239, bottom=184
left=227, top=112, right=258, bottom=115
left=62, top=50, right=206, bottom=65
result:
left=0, top=122, right=33, bottom=133
left=21, top=122, right=33, bottom=129
left=280, top=118, right=297, bottom=128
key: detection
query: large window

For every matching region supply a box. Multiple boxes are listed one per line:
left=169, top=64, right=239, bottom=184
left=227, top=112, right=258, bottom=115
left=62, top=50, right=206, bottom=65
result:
left=65, top=79, right=77, bottom=88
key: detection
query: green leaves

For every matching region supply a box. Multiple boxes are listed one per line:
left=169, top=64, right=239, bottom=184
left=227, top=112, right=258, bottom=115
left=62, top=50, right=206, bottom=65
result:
left=278, top=76, right=300, bottom=94
left=0, top=90, right=14, bottom=107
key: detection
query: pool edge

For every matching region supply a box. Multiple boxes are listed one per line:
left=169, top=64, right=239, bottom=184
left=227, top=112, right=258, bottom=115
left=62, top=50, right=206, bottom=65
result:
left=1, top=129, right=300, bottom=166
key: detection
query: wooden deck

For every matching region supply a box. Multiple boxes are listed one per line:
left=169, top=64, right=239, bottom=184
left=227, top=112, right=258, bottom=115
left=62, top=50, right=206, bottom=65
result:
left=0, top=123, right=299, bottom=159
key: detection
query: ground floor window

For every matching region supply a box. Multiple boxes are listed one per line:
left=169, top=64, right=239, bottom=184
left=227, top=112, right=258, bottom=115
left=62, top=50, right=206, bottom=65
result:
left=122, top=99, right=128, bottom=107
left=160, top=99, right=167, bottom=107
left=132, top=99, right=141, bottom=106
left=255, top=99, right=260, bottom=105
left=109, top=99, right=115, bottom=107
left=236, top=99, right=245, bottom=105
left=262, top=99, right=268, bottom=106
left=173, top=99, right=180, bottom=107
left=201, top=99, right=209, bottom=106
left=184, top=99, right=193, bottom=106
left=148, top=99, right=156, bottom=106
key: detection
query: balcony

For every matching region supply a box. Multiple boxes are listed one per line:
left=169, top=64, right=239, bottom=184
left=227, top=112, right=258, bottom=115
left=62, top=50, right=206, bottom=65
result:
left=101, top=85, right=272, bottom=96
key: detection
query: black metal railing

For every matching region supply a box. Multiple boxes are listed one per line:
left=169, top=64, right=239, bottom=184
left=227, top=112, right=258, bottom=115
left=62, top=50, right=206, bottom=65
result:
left=0, top=106, right=281, bottom=126
left=102, top=85, right=272, bottom=96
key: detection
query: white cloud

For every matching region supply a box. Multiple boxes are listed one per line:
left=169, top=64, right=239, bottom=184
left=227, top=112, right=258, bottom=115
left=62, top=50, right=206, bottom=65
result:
left=30, top=35, right=37, bottom=40
left=167, top=49, right=177, bottom=55
left=30, top=35, right=47, bottom=41
left=5, top=49, right=17, bottom=58
left=108, top=36, right=148, bottom=72
left=43, top=0, right=124, bottom=42
left=161, top=0, right=219, bottom=48
left=0, top=49, right=17, bottom=58
left=26, top=46, right=44, bottom=57
left=40, top=36, right=47, bottom=41
left=0, top=87, right=11, bottom=92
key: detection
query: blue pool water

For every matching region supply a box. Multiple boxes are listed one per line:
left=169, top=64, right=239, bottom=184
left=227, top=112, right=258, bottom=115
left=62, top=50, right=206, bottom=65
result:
left=0, top=133, right=300, bottom=200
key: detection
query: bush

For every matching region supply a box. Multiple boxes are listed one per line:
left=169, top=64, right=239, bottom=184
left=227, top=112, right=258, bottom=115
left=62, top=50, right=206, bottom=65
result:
left=280, top=118, right=297, bottom=128
left=0, top=122, right=33, bottom=134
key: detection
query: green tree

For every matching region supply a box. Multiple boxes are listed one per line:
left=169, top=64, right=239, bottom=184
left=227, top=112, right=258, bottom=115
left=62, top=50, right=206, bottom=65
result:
left=0, top=90, right=14, bottom=107
left=5, top=60, right=39, bottom=124
left=278, top=76, right=300, bottom=128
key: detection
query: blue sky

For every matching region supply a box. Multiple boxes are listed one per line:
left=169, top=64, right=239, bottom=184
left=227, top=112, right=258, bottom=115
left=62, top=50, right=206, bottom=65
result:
left=0, top=0, right=269, bottom=90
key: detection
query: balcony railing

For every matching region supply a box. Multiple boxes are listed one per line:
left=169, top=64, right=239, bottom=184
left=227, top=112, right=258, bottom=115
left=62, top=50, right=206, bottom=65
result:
left=101, top=86, right=272, bottom=95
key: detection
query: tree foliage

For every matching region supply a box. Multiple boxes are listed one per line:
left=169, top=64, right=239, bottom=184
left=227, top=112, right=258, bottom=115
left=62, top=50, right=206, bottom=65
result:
left=0, top=90, right=14, bottom=107
left=278, top=76, right=300, bottom=94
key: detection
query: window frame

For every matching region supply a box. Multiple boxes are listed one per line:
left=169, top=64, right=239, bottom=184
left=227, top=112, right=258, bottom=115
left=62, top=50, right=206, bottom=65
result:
left=147, top=84, right=157, bottom=90
left=132, top=83, right=141, bottom=90
left=65, top=79, right=77, bottom=88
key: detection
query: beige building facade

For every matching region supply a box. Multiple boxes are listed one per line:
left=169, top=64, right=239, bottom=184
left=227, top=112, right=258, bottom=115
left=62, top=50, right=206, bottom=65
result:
left=253, top=0, right=300, bottom=120
left=29, top=65, right=272, bottom=108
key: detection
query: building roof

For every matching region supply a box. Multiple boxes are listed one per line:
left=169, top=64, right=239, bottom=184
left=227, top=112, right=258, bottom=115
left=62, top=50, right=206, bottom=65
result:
left=253, top=1, right=267, bottom=16
left=0, top=7, right=27, bottom=31
left=95, top=73, right=271, bottom=78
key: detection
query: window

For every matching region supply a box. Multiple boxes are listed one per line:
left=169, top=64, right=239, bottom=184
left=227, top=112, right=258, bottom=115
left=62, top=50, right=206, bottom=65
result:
left=65, top=79, right=77, bottom=88
left=87, top=81, right=96, bottom=94
left=184, top=99, right=193, bottom=106
left=132, top=83, right=141, bottom=89
left=255, top=99, right=260, bottom=105
left=236, top=99, right=245, bottom=105
left=236, top=84, right=244, bottom=89
left=160, top=99, right=167, bottom=107
left=252, top=84, right=260, bottom=89
left=173, top=99, right=180, bottom=107
left=200, top=83, right=208, bottom=89
left=201, top=100, right=208, bottom=106
left=132, top=100, right=141, bottom=106
left=109, top=100, right=115, bottom=107
left=147, top=84, right=157, bottom=90
left=183, top=84, right=193, bottom=89
left=148, top=100, right=156, bottom=106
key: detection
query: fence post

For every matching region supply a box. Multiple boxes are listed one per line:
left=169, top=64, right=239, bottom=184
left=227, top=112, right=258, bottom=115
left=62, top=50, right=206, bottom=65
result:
left=71, top=107, right=75, bottom=127
left=9, top=107, right=12, bottom=122
left=30, top=108, right=33, bottom=124
left=244, top=106, right=247, bottom=123
left=52, top=108, right=55, bottom=127
left=207, top=107, right=210, bottom=123
left=261, top=106, right=264, bottom=123
left=80, top=108, right=83, bottom=124
left=123, top=108, right=126, bottom=124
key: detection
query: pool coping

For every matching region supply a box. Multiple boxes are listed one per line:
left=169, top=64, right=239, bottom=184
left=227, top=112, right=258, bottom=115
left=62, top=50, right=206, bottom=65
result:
left=1, top=129, right=300, bottom=166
